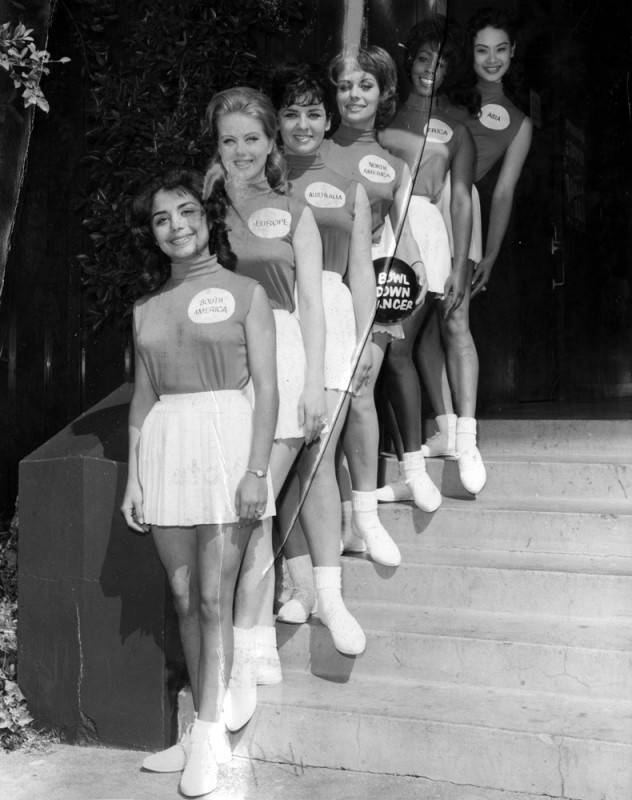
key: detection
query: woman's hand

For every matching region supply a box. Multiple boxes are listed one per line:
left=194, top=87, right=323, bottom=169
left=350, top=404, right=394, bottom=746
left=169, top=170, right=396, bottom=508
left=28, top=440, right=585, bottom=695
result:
left=412, top=259, right=429, bottom=306
left=235, top=472, right=268, bottom=521
left=471, top=256, right=494, bottom=298
left=121, top=481, right=150, bottom=534
left=442, top=267, right=468, bottom=317
left=300, top=381, right=327, bottom=444
left=352, top=340, right=373, bottom=395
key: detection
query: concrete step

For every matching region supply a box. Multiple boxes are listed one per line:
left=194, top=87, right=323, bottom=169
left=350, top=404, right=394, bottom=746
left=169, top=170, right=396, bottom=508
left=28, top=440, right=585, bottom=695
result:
left=477, top=417, right=632, bottom=457
left=383, top=454, right=632, bottom=501
left=376, top=496, right=632, bottom=559
left=339, top=555, right=632, bottom=617
left=234, top=670, right=632, bottom=800
left=276, top=604, right=632, bottom=700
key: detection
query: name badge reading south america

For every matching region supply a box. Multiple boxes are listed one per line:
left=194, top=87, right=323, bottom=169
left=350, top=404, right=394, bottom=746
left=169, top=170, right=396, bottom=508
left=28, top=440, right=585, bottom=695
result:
left=188, top=288, right=235, bottom=324
left=305, top=182, right=346, bottom=208
left=248, top=207, right=292, bottom=238
left=424, top=118, right=453, bottom=144
left=479, top=103, right=510, bottom=131
left=359, top=154, right=395, bottom=184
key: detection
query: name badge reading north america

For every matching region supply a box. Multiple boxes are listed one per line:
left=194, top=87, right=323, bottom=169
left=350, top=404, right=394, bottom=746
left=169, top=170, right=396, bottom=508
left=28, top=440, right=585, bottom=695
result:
left=188, top=288, right=235, bottom=323
left=424, top=118, right=453, bottom=144
left=305, top=181, right=346, bottom=208
left=359, top=154, right=396, bottom=184
left=248, top=207, right=292, bottom=238
left=479, top=103, right=510, bottom=131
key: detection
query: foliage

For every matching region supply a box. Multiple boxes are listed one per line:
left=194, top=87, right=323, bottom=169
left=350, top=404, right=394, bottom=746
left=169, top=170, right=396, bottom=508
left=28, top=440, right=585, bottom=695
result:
left=74, top=0, right=315, bottom=330
left=0, top=510, right=33, bottom=752
left=0, top=20, right=69, bottom=112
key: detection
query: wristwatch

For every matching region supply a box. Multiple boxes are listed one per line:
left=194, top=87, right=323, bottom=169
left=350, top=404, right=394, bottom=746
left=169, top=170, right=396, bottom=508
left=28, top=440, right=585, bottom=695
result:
left=246, top=468, right=266, bottom=478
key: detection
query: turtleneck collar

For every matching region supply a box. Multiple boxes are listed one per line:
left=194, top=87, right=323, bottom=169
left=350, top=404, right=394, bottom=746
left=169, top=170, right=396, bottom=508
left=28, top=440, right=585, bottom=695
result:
left=226, top=177, right=271, bottom=203
left=285, top=150, right=325, bottom=173
left=333, top=124, right=377, bottom=145
left=403, top=94, right=435, bottom=115
left=477, top=79, right=505, bottom=102
left=170, top=250, right=220, bottom=282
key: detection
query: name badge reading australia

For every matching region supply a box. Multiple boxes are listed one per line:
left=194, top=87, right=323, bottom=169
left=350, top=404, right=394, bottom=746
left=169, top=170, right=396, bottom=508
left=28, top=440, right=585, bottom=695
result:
left=248, top=207, right=292, bottom=238
left=188, top=288, right=235, bottom=323
left=305, top=181, right=346, bottom=208
left=424, top=118, right=454, bottom=144
left=359, top=154, right=396, bottom=184
left=479, top=103, right=510, bottom=131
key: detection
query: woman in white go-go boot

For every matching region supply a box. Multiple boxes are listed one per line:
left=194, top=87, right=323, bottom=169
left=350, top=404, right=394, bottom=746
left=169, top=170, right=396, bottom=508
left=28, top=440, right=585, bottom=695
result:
left=121, top=169, right=278, bottom=796
left=324, top=45, right=430, bottom=562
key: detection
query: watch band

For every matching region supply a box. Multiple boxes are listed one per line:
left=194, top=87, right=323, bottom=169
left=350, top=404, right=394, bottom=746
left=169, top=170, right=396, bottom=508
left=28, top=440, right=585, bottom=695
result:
left=246, top=468, right=266, bottom=478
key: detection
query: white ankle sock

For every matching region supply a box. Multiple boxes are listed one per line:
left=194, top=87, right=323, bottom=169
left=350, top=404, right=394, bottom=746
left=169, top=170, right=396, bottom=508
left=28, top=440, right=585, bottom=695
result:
left=313, top=566, right=366, bottom=655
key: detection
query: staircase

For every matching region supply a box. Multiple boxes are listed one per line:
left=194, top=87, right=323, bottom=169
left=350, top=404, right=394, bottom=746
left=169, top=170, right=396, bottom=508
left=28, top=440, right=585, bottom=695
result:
left=233, top=416, right=632, bottom=800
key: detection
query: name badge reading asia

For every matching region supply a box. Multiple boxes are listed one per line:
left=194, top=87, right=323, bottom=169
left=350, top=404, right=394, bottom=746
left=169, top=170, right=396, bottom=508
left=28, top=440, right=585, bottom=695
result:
left=479, top=103, right=510, bottom=131
left=248, top=207, right=292, bottom=238
left=188, top=288, right=235, bottom=323
left=359, top=154, right=396, bottom=184
left=305, top=181, right=346, bottom=208
left=424, top=118, right=453, bottom=144
left=373, top=257, right=420, bottom=324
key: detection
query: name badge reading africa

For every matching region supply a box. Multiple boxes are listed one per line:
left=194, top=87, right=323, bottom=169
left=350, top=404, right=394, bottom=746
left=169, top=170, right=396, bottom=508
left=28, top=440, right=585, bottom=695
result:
left=480, top=103, right=510, bottom=131
left=248, top=207, right=292, bottom=238
left=359, top=155, right=395, bottom=184
left=305, top=182, right=345, bottom=208
left=424, top=118, right=453, bottom=144
left=188, top=288, right=235, bottom=323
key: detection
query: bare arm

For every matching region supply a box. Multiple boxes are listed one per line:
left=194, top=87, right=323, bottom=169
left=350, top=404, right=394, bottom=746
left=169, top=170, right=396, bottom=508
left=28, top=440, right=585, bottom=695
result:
left=472, top=117, right=532, bottom=297
left=293, top=204, right=326, bottom=443
left=443, top=125, right=474, bottom=315
left=235, top=284, right=279, bottom=520
left=347, top=182, right=376, bottom=390
left=121, top=330, right=157, bottom=533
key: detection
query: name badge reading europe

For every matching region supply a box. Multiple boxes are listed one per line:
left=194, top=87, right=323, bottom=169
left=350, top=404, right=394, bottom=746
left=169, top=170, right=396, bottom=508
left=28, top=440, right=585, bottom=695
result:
left=424, top=118, right=453, bottom=144
left=479, top=103, right=510, bottom=131
left=359, top=154, right=395, bottom=184
left=248, top=207, right=292, bottom=238
left=188, top=288, right=236, bottom=323
left=305, top=181, right=346, bottom=208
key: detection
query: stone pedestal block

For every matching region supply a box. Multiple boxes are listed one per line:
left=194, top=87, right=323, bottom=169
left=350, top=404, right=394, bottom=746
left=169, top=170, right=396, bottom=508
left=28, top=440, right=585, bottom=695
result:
left=18, top=384, right=183, bottom=749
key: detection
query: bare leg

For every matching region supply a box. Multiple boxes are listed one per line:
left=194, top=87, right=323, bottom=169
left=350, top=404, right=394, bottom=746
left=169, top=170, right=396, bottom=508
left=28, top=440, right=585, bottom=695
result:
left=416, top=306, right=455, bottom=418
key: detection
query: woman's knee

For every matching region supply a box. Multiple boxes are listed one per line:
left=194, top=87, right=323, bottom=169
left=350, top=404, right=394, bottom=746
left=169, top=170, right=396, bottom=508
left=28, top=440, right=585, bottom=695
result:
left=170, top=573, right=199, bottom=619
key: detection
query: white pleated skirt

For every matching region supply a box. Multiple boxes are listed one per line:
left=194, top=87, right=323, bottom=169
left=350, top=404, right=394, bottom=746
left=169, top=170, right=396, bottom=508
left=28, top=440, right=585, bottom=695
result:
left=273, top=308, right=306, bottom=440
left=322, top=271, right=357, bottom=392
left=371, top=218, right=405, bottom=341
left=437, top=177, right=483, bottom=264
left=408, top=196, right=452, bottom=294
left=139, top=389, right=275, bottom=527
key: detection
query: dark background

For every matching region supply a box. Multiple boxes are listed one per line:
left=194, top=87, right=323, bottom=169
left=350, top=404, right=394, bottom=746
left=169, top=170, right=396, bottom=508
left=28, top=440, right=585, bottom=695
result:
left=1, top=0, right=631, bottom=518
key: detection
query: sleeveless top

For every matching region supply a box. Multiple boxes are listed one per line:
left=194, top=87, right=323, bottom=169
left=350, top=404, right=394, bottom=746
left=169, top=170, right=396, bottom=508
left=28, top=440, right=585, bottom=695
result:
left=225, top=181, right=306, bottom=312
left=461, top=81, right=526, bottom=182
left=134, top=252, right=256, bottom=395
left=324, top=126, right=405, bottom=243
left=380, top=99, right=470, bottom=203
left=286, top=151, right=357, bottom=278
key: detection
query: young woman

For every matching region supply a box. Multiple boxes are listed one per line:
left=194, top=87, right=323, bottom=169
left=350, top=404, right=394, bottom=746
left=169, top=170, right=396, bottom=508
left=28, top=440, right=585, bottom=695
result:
left=204, top=86, right=370, bottom=710
left=465, top=7, right=533, bottom=297
left=377, top=17, right=480, bottom=500
left=268, top=66, right=375, bottom=637
left=322, top=46, right=438, bottom=537
left=121, top=169, right=278, bottom=797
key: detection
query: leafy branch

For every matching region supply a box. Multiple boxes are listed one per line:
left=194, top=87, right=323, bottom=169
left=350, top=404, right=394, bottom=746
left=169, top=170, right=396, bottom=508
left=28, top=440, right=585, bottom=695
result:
left=0, top=20, right=69, bottom=112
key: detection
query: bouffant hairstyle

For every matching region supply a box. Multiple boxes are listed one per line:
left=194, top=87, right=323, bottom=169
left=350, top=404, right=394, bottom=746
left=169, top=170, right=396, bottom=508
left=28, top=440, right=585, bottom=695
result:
left=467, top=7, right=518, bottom=46
left=268, top=63, right=334, bottom=117
left=328, top=46, right=398, bottom=130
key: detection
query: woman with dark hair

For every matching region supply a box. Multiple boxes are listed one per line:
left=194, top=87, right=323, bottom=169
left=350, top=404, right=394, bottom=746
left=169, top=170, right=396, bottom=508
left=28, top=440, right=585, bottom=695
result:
left=377, top=16, right=483, bottom=499
left=121, top=168, right=278, bottom=796
left=268, top=65, right=375, bottom=643
left=204, top=86, right=331, bottom=712
left=323, top=44, right=439, bottom=529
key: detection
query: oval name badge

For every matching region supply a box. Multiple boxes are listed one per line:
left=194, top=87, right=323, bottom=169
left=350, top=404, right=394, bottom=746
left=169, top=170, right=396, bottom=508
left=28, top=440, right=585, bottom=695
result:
left=424, top=118, right=453, bottom=144
left=479, top=103, right=510, bottom=131
left=248, top=207, right=292, bottom=238
left=359, top=154, right=396, bottom=184
left=188, top=288, right=235, bottom=324
left=305, top=181, right=346, bottom=209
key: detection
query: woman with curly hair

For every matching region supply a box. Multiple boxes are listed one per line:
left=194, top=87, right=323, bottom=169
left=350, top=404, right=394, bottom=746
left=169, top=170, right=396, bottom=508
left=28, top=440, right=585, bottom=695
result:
left=121, top=168, right=278, bottom=796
